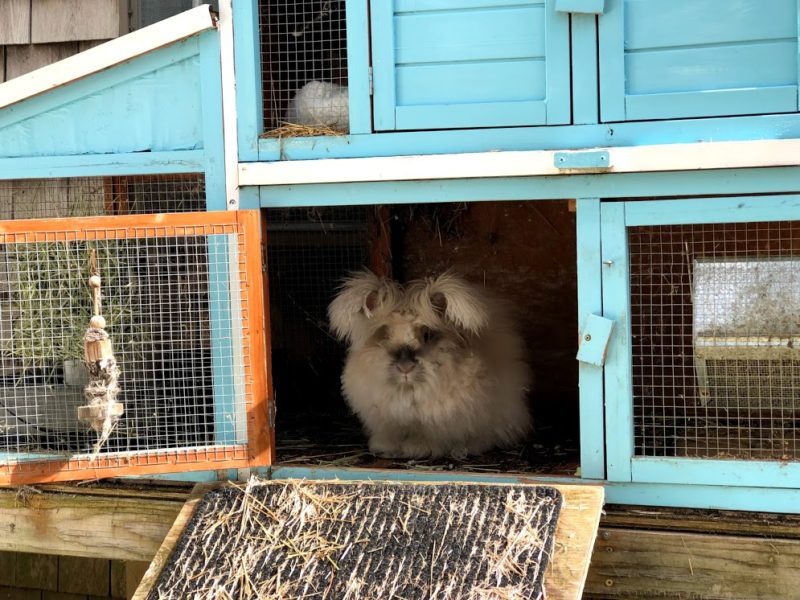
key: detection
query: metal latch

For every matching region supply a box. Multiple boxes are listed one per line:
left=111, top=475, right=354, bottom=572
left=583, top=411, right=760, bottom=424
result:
left=576, top=314, right=615, bottom=367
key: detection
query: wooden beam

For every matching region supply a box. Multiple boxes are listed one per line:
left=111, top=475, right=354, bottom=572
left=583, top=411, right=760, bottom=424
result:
left=601, top=504, right=800, bottom=540
left=585, top=527, right=800, bottom=599
left=239, top=138, right=800, bottom=187
left=0, top=485, right=184, bottom=560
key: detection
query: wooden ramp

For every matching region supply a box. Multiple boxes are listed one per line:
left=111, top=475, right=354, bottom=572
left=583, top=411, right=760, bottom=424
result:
left=133, top=479, right=603, bottom=600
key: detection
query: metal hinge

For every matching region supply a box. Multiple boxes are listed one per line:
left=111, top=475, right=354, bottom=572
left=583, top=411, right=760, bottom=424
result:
left=368, top=66, right=374, bottom=96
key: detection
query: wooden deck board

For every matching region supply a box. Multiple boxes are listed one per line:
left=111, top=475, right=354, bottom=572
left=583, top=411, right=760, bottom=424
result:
left=586, top=527, right=800, bottom=599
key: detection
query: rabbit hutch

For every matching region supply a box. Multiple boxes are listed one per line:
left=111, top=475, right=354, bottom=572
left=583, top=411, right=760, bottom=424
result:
left=0, top=0, right=800, bottom=599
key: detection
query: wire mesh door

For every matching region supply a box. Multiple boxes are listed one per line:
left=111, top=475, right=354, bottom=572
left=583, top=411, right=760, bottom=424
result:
left=0, top=210, right=270, bottom=485
left=602, top=196, right=800, bottom=488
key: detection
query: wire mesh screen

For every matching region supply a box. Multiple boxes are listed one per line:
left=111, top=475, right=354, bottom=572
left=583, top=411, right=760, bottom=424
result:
left=0, top=175, right=206, bottom=219
left=0, top=212, right=265, bottom=484
left=630, top=221, right=800, bottom=461
left=265, top=206, right=370, bottom=450
left=259, top=0, right=349, bottom=134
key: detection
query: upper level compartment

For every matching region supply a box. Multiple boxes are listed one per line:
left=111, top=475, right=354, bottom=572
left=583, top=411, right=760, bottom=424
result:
left=371, top=0, right=570, bottom=130
left=599, top=0, right=800, bottom=122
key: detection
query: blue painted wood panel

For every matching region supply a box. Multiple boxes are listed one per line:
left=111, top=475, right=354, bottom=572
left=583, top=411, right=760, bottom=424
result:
left=576, top=198, right=606, bottom=479
left=0, top=39, right=204, bottom=158
left=371, top=0, right=570, bottom=130
left=599, top=0, right=800, bottom=122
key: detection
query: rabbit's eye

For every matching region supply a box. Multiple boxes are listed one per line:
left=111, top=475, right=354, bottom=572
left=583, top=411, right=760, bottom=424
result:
left=420, top=326, right=438, bottom=344
left=373, top=325, right=389, bottom=341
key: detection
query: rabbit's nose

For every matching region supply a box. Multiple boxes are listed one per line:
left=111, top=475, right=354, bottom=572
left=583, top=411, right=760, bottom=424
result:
left=394, top=347, right=418, bottom=374
left=396, top=359, right=417, bottom=374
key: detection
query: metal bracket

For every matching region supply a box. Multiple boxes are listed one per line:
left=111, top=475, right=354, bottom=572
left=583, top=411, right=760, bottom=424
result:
left=554, top=150, right=611, bottom=171
left=555, top=0, right=605, bottom=14
left=576, top=314, right=615, bottom=367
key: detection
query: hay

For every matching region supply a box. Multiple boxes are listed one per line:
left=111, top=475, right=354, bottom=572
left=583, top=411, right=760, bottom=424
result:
left=262, top=122, right=346, bottom=139
left=148, top=478, right=562, bottom=600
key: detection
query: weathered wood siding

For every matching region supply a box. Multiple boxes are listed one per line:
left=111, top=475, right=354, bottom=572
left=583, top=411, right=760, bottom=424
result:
left=0, top=0, right=125, bottom=83
left=31, top=0, right=126, bottom=44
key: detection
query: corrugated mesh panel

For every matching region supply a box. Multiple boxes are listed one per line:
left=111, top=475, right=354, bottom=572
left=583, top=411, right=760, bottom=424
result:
left=630, top=221, right=800, bottom=460
left=259, top=0, right=349, bottom=134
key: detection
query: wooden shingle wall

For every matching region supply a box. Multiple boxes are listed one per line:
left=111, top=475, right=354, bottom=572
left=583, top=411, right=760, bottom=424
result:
left=0, top=552, right=148, bottom=600
left=0, top=0, right=127, bottom=82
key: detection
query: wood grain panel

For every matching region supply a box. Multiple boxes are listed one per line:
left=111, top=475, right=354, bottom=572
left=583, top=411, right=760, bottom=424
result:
left=5, top=43, right=80, bottom=80
left=586, top=527, right=800, bottom=599
left=0, top=0, right=31, bottom=45
left=31, top=0, right=124, bottom=43
left=0, top=487, right=184, bottom=561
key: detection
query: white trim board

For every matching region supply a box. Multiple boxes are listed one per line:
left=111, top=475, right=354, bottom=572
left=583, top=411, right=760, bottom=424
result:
left=0, top=5, right=217, bottom=110
left=239, top=138, right=800, bottom=186
left=217, top=0, right=240, bottom=209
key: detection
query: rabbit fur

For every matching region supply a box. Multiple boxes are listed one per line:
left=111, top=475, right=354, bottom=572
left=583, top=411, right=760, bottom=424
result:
left=285, top=80, right=349, bottom=131
left=328, top=270, right=532, bottom=459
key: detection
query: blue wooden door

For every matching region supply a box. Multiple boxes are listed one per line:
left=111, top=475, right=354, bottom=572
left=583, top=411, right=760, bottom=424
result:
left=599, top=0, right=800, bottom=122
left=370, top=0, right=571, bottom=131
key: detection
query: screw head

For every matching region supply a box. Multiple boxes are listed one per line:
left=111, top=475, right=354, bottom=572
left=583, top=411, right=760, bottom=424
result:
left=584, top=334, right=592, bottom=342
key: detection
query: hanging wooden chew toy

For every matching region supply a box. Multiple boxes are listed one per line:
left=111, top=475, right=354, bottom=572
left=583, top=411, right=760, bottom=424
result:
left=77, top=250, right=122, bottom=458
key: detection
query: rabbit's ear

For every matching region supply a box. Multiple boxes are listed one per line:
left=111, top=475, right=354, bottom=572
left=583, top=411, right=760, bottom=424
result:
left=328, top=270, right=394, bottom=341
left=427, top=272, right=488, bottom=335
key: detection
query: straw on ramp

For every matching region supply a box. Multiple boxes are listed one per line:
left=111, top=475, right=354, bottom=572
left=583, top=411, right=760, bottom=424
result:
left=146, top=478, right=563, bottom=600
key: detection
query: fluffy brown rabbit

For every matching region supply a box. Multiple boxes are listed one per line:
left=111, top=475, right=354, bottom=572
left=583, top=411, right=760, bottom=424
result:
left=328, top=270, right=532, bottom=459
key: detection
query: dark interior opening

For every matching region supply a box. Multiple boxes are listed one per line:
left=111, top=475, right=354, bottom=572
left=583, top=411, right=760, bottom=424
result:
left=265, top=201, right=580, bottom=475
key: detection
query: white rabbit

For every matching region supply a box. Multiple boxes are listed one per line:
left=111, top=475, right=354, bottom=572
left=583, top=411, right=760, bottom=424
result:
left=328, top=270, right=532, bottom=459
left=285, top=80, right=349, bottom=131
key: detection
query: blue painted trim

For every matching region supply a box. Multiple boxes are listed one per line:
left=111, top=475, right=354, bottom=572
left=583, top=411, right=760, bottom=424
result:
left=346, top=0, right=372, bottom=135
left=576, top=198, right=605, bottom=480
left=555, top=0, right=604, bottom=14
left=632, top=457, right=800, bottom=490
left=208, top=233, right=237, bottom=446
left=198, top=29, right=237, bottom=448
left=255, top=167, right=800, bottom=207
left=0, top=151, right=205, bottom=180
left=255, top=113, right=800, bottom=161
left=232, top=0, right=263, bottom=162
left=624, top=194, right=800, bottom=226
left=600, top=202, right=633, bottom=482
left=198, top=29, right=227, bottom=210
left=239, top=186, right=260, bottom=209
left=571, top=13, right=599, bottom=125
left=0, top=38, right=200, bottom=131
left=604, top=481, right=800, bottom=514
left=597, top=0, right=625, bottom=122
left=369, top=0, right=396, bottom=131
left=545, top=0, right=571, bottom=124
left=625, top=87, right=798, bottom=122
